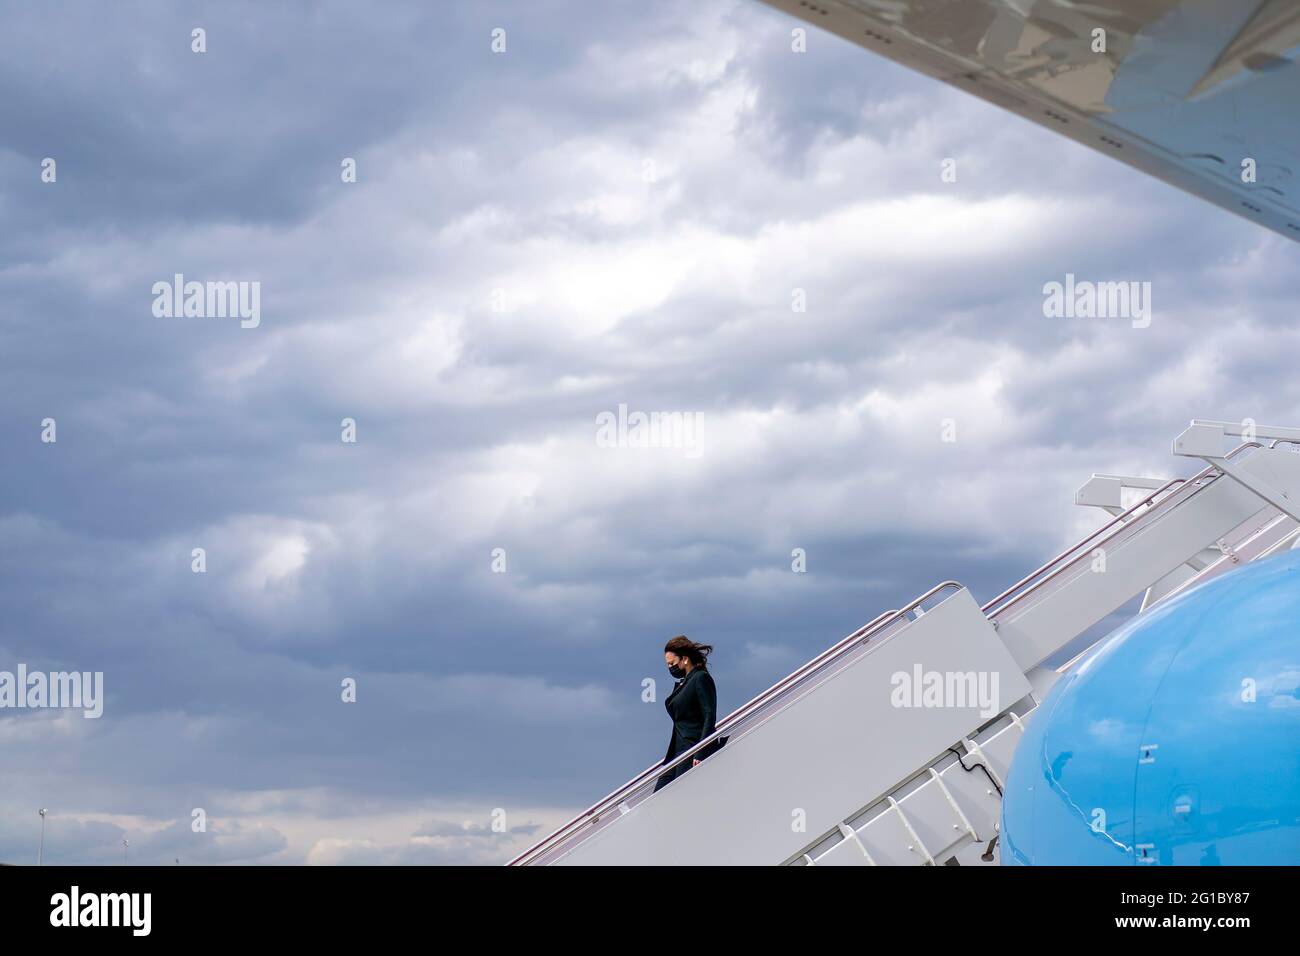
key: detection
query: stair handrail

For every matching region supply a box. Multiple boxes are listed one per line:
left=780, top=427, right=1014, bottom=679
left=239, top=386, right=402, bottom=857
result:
left=982, top=442, right=1261, bottom=619
left=508, top=579, right=963, bottom=865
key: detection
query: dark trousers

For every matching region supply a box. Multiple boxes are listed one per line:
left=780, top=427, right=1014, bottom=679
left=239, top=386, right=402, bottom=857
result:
left=652, top=737, right=726, bottom=792
left=653, top=741, right=698, bottom=792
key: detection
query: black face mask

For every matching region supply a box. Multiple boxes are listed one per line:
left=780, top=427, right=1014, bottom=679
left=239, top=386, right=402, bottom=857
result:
left=668, top=664, right=687, bottom=679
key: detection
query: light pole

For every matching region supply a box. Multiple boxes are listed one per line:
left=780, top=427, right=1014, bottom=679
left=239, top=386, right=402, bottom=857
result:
left=38, top=809, right=47, bottom=866
left=123, top=839, right=129, bottom=865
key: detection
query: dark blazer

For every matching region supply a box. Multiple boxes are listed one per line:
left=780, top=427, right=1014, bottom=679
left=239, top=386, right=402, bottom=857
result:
left=654, top=667, right=718, bottom=792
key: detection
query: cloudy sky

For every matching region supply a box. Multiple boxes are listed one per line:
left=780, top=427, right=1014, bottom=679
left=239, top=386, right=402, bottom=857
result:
left=1, top=0, right=1297, bottom=865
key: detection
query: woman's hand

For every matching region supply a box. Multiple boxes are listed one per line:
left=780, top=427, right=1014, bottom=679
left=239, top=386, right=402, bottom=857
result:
left=692, top=758, right=701, bottom=767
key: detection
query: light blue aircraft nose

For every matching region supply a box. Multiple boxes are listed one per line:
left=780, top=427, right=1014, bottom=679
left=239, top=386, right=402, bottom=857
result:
left=1002, top=550, right=1300, bottom=865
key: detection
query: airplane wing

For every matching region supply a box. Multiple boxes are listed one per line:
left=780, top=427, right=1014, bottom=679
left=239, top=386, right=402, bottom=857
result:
left=760, top=0, right=1300, bottom=241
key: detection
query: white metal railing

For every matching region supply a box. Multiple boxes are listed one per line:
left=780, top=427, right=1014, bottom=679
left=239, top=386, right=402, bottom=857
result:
left=982, top=442, right=1261, bottom=621
left=507, top=580, right=963, bottom=865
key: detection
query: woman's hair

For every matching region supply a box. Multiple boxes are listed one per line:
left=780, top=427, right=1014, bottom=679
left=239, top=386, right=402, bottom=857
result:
left=664, top=635, right=713, bottom=668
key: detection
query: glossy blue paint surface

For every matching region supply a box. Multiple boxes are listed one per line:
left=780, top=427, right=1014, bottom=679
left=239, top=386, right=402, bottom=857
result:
left=1001, top=550, right=1300, bottom=865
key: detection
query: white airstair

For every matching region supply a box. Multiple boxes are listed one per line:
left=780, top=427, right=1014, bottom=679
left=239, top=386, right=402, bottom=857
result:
left=508, top=422, right=1300, bottom=866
